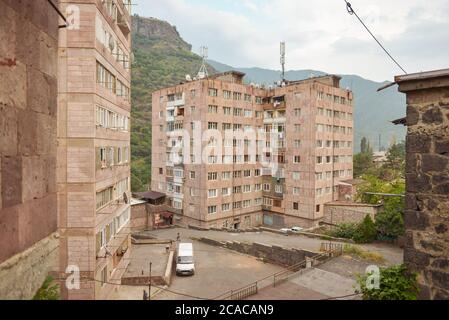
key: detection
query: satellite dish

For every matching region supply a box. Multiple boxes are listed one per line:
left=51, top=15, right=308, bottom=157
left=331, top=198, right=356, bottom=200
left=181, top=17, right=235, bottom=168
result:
left=250, top=82, right=255, bottom=87
left=108, top=36, right=115, bottom=51
left=123, top=192, right=129, bottom=204
left=186, top=74, right=192, bottom=81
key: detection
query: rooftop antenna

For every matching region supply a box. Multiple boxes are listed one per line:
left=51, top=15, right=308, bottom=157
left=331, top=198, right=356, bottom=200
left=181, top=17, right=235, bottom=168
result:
left=280, top=41, right=286, bottom=83
left=197, top=46, right=209, bottom=79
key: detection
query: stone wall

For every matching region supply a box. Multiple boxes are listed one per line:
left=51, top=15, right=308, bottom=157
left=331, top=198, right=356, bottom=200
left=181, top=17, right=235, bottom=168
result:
left=397, top=71, right=449, bottom=299
left=323, top=203, right=382, bottom=225
left=0, top=233, right=59, bottom=299
left=0, top=0, right=59, bottom=299
left=198, top=237, right=317, bottom=267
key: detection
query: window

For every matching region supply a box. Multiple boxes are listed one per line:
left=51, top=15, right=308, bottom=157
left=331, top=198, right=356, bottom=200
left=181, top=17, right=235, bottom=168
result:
left=263, top=183, right=270, bottom=191
left=317, top=156, right=323, bottom=164
left=254, top=184, right=262, bottom=191
left=233, top=171, right=242, bottom=178
left=209, top=88, right=218, bottom=97
left=233, top=186, right=242, bottom=194
left=190, top=171, right=196, bottom=179
left=96, top=61, right=116, bottom=94
left=223, top=90, right=231, bottom=99
left=294, top=140, right=301, bottom=148
left=243, top=185, right=251, bottom=193
left=96, top=187, right=113, bottom=209
left=254, top=198, right=262, bottom=205
left=243, top=200, right=251, bottom=208
left=294, top=108, right=301, bottom=117
left=208, top=105, right=218, bottom=113
left=244, top=94, right=252, bottom=102
left=233, top=201, right=242, bottom=209
left=208, top=156, right=218, bottom=164
left=222, top=123, right=232, bottom=131
left=233, top=92, right=242, bottom=100
left=233, top=108, right=242, bottom=116
left=222, top=188, right=231, bottom=196
left=208, top=189, right=218, bottom=198
left=208, top=206, right=217, bottom=214
left=190, top=89, right=196, bottom=98
left=159, top=168, right=163, bottom=175
left=223, top=107, right=231, bottom=115
left=293, top=202, right=299, bottom=210
left=244, top=109, right=252, bottom=118
left=293, top=187, right=300, bottom=195
left=316, top=204, right=320, bottom=212
left=275, top=185, right=283, bottom=193
left=263, top=198, right=273, bottom=206
left=208, top=172, right=218, bottom=181
left=293, top=172, right=300, bottom=180
left=222, top=171, right=231, bottom=180
left=101, top=266, right=107, bottom=286
left=294, top=124, right=301, bottom=132
left=222, top=203, right=231, bottom=212
left=294, top=156, right=301, bottom=163
left=244, top=170, right=251, bottom=178
left=208, top=122, right=218, bottom=130
left=254, top=169, right=261, bottom=177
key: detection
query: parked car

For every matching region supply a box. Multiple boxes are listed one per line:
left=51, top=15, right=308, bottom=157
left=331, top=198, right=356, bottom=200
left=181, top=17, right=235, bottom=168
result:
left=291, top=226, right=303, bottom=232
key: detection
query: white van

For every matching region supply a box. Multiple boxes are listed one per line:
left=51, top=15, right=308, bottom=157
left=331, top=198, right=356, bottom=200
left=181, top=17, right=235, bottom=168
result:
left=176, top=243, right=195, bottom=276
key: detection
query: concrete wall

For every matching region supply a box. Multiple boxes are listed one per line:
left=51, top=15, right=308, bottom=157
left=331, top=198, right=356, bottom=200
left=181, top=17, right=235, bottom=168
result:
left=323, top=203, right=382, bottom=225
left=397, top=71, right=449, bottom=299
left=0, top=233, right=59, bottom=300
left=0, top=0, right=59, bottom=299
left=199, top=237, right=317, bottom=267
left=130, top=203, right=149, bottom=231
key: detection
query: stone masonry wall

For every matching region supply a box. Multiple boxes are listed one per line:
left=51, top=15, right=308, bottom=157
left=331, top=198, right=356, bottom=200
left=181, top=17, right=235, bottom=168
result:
left=0, top=0, right=59, bottom=298
left=403, top=85, right=449, bottom=299
left=199, top=237, right=317, bottom=267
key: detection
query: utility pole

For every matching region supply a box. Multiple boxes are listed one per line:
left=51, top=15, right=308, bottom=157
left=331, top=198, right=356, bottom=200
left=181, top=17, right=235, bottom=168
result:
left=148, top=261, right=152, bottom=301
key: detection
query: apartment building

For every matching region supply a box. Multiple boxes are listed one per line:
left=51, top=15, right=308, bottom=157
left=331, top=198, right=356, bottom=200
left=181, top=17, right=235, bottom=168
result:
left=58, top=0, right=132, bottom=299
left=152, top=71, right=354, bottom=229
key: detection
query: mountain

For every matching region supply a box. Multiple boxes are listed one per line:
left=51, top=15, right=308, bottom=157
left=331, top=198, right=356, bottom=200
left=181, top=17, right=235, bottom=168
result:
left=207, top=60, right=407, bottom=152
left=130, top=14, right=406, bottom=191
left=130, top=15, right=216, bottom=191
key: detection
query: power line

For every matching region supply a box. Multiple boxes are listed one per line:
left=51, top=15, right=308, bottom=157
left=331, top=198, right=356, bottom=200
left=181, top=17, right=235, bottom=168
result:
left=344, top=1, right=407, bottom=74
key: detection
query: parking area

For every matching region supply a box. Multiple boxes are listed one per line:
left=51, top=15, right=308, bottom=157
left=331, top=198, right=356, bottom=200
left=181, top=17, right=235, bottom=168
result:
left=146, top=227, right=403, bottom=266
left=153, top=240, right=284, bottom=300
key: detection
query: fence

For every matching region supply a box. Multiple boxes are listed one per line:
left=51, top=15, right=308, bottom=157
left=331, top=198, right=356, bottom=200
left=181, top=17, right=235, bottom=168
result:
left=320, top=242, right=344, bottom=256
left=215, top=243, right=343, bottom=300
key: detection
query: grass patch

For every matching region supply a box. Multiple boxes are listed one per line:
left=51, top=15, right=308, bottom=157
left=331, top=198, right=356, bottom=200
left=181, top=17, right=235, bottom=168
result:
left=343, top=244, right=386, bottom=264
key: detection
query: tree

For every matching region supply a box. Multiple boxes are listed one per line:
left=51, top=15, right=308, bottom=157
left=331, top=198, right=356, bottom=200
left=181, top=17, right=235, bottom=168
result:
left=353, top=215, right=377, bottom=243
left=357, top=265, right=419, bottom=300
left=360, top=137, right=373, bottom=155
left=385, top=141, right=405, bottom=173
left=354, top=152, right=375, bottom=177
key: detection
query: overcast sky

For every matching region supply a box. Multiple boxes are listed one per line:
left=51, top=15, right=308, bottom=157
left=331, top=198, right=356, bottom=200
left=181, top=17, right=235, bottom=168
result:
left=134, top=0, right=449, bottom=82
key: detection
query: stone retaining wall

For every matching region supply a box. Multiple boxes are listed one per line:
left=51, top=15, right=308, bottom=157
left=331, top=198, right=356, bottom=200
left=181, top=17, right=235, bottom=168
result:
left=198, top=237, right=317, bottom=267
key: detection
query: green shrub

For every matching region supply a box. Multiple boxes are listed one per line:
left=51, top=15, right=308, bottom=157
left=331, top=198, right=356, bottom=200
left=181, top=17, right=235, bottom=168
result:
left=327, top=223, right=358, bottom=239
left=357, top=264, right=419, bottom=300
left=353, top=215, right=377, bottom=243
left=375, top=208, right=405, bottom=239
left=33, top=276, right=59, bottom=300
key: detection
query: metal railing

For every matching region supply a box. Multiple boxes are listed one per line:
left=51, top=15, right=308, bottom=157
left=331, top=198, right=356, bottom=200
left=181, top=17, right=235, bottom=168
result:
left=214, top=244, right=343, bottom=300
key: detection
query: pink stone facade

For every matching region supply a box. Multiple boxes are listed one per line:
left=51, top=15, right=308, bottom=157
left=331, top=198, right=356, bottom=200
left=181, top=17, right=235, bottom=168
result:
left=0, top=0, right=59, bottom=298
left=152, top=72, right=354, bottom=229
left=57, top=0, right=132, bottom=300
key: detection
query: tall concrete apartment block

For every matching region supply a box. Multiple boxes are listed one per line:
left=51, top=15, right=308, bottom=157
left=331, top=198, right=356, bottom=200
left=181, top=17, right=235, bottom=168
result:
left=152, top=72, right=354, bottom=229
left=0, top=0, right=59, bottom=299
left=58, top=0, right=132, bottom=299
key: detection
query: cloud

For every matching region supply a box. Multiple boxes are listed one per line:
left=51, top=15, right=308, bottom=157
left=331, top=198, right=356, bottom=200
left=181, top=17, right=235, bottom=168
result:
left=135, top=0, right=449, bottom=82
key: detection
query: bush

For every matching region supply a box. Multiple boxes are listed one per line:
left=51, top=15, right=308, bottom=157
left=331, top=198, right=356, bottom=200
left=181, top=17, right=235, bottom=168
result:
left=327, top=223, right=359, bottom=239
left=357, top=264, right=419, bottom=300
left=33, top=276, right=59, bottom=300
left=375, top=208, right=405, bottom=240
left=343, top=244, right=385, bottom=264
left=353, top=215, right=377, bottom=243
